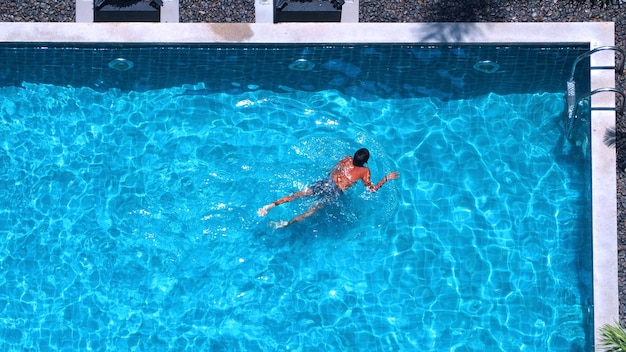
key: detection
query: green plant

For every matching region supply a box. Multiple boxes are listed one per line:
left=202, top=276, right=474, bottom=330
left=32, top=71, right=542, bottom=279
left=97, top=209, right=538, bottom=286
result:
left=604, top=127, right=616, bottom=148
left=598, top=322, right=626, bottom=351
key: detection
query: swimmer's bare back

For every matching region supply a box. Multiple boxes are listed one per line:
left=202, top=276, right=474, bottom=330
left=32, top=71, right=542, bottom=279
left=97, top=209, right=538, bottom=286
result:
left=332, top=156, right=398, bottom=192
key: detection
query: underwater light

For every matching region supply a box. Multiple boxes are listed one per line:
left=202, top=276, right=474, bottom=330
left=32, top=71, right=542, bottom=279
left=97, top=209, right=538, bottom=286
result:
left=473, top=60, right=499, bottom=74
left=108, top=58, right=134, bottom=71
left=288, top=59, right=314, bottom=71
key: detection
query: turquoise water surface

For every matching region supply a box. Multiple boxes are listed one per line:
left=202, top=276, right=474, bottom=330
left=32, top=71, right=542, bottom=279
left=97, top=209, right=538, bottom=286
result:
left=0, top=83, right=591, bottom=351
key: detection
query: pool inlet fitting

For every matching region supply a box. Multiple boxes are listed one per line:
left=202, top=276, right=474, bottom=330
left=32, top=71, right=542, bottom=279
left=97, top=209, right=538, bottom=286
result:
left=108, top=58, right=135, bottom=71
left=473, top=60, right=499, bottom=74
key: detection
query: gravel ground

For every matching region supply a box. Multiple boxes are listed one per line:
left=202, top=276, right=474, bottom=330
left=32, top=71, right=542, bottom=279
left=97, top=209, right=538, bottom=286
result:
left=2, top=0, right=626, bottom=324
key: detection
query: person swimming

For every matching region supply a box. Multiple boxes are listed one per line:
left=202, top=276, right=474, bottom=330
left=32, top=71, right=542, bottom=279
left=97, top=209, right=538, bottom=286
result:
left=257, top=148, right=399, bottom=228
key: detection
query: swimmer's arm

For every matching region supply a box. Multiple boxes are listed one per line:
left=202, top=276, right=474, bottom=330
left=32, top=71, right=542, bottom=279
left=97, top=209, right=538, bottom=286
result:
left=364, top=171, right=399, bottom=192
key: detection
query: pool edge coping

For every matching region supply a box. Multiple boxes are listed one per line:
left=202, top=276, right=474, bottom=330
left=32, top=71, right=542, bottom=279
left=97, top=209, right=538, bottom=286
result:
left=0, top=21, right=617, bottom=346
left=0, top=22, right=616, bottom=45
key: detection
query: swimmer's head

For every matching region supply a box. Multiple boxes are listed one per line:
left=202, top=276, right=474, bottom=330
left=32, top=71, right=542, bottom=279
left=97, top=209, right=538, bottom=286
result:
left=353, top=148, right=370, bottom=167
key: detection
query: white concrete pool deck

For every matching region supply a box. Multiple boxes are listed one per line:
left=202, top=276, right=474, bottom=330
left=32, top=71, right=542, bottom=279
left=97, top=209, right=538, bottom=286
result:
left=0, top=22, right=617, bottom=344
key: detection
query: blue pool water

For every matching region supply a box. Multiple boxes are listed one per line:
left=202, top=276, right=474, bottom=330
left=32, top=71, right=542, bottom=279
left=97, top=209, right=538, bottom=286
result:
left=0, top=82, right=591, bottom=350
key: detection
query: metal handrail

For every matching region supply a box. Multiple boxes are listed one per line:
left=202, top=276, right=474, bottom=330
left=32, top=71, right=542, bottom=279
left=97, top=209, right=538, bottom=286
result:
left=567, top=88, right=626, bottom=138
left=573, top=87, right=626, bottom=117
left=568, top=46, right=625, bottom=81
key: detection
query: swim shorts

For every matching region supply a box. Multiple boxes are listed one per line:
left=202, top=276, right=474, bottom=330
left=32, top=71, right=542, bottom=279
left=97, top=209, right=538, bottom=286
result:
left=310, top=177, right=343, bottom=203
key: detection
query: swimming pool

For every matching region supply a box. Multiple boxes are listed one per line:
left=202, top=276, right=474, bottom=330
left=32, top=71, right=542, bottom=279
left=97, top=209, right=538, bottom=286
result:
left=0, top=23, right=617, bottom=350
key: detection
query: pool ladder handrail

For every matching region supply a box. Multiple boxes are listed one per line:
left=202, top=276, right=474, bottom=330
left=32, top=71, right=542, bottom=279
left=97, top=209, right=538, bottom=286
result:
left=565, top=46, right=626, bottom=138
left=568, top=45, right=625, bottom=82
left=567, top=88, right=626, bottom=138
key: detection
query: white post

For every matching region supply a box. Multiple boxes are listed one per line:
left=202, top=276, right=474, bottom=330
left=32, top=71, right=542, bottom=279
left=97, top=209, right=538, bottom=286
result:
left=161, top=0, right=180, bottom=23
left=255, top=0, right=274, bottom=23
left=76, top=0, right=94, bottom=22
left=341, top=0, right=358, bottom=23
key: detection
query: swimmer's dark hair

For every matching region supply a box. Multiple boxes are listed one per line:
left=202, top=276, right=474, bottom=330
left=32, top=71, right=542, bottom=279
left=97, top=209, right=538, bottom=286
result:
left=353, top=148, right=370, bottom=167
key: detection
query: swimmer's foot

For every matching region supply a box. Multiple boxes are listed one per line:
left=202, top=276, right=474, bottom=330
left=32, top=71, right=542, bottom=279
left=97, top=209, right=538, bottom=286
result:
left=270, top=220, right=289, bottom=229
left=257, top=204, right=274, bottom=217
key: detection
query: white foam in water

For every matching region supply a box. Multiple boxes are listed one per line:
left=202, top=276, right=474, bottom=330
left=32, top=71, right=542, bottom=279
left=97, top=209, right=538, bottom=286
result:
left=0, top=84, right=591, bottom=351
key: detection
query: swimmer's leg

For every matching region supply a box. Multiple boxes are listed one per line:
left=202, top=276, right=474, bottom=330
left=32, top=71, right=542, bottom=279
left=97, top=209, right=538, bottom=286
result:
left=258, top=188, right=313, bottom=216
left=273, top=203, right=325, bottom=228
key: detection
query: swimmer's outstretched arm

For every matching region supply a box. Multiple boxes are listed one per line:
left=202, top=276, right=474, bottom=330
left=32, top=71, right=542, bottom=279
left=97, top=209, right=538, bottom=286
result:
left=363, top=171, right=399, bottom=192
